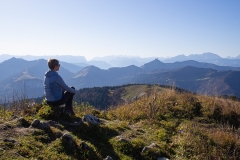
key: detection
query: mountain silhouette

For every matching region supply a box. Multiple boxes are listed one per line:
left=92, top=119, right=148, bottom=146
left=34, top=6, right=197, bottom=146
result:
left=163, top=52, right=240, bottom=67
left=0, top=57, right=36, bottom=81
left=141, top=59, right=240, bottom=71
left=71, top=65, right=143, bottom=89
left=132, top=66, right=239, bottom=97
left=1, top=57, right=240, bottom=99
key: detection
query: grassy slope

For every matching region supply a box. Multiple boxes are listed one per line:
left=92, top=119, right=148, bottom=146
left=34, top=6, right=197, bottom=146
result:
left=1, top=84, right=240, bottom=159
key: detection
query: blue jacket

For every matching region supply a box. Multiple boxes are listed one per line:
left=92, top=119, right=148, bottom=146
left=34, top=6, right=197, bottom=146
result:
left=44, top=70, right=76, bottom=101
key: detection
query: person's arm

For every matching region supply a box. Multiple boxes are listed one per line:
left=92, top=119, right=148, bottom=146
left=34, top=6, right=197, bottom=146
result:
left=56, top=75, right=76, bottom=94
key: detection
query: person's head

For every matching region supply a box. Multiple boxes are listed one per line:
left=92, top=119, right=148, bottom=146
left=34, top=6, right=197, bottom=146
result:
left=48, top=59, right=60, bottom=71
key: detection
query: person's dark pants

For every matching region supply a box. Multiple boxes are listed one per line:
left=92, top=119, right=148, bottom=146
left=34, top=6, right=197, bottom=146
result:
left=47, top=87, right=75, bottom=111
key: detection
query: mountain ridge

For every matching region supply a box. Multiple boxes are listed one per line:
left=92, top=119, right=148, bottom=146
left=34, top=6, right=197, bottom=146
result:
left=2, top=52, right=240, bottom=68
left=1, top=57, right=240, bottom=99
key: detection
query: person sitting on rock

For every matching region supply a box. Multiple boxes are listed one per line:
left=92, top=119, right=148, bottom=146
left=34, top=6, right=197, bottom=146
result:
left=44, top=58, right=76, bottom=115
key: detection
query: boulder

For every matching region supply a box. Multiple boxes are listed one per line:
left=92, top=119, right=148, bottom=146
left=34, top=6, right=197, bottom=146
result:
left=83, top=114, right=101, bottom=125
left=38, top=121, right=50, bottom=130
left=119, top=138, right=128, bottom=142
left=17, top=117, right=30, bottom=127
left=81, top=141, right=93, bottom=151
left=141, top=143, right=157, bottom=153
left=31, top=119, right=40, bottom=128
left=10, top=115, right=19, bottom=120
left=157, top=158, right=169, bottom=160
left=55, top=131, right=63, bottom=138
left=30, top=119, right=50, bottom=130
left=4, top=138, right=17, bottom=144
left=47, top=120, right=63, bottom=129
left=141, top=146, right=150, bottom=153
left=149, top=143, right=156, bottom=148
left=104, top=156, right=113, bottom=160
left=62, top=133, right=75, bottom=146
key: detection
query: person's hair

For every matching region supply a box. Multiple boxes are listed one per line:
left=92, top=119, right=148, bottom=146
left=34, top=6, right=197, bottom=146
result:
left=48, top=59, right=59, bottom=70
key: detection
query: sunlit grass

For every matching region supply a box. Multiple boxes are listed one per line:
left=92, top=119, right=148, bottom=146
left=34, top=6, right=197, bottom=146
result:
left=1, top=85, right=240, bottom=159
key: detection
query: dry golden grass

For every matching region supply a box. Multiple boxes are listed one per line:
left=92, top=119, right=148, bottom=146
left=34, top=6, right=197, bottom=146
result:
left=2, top=85, right=240, bottom=159
left=107, top=88, right=240, bottom=159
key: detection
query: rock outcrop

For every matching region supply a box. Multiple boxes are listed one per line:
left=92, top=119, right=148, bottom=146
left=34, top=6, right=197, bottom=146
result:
left=141, top=143, right=157, bottom=153
left=83, top=114, right=101, bottom=125
left=30, top=119, right=50, bottom=130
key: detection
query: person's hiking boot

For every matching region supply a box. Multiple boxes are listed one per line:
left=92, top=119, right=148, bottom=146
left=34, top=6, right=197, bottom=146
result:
left=65, top=109, right=75, bottom=116
left=58, top=105, right=65, bottom=113
left=64, top=105, right=75, bottom=116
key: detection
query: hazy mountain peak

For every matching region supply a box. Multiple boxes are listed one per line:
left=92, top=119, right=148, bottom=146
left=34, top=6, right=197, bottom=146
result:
left=37, top=58, right=47, bottom=63
left=124, top=65, right=139, bottom=69
left=88, top=60, right=112, bottom=69
left=163, top=52, right=223, bottom=63
left=200, top=52, right=222, bottom=58
left=0, top=57, right=32, bottom=68
left=183, top=52, right=221, bottom=60
left=174, top=54, right=186, bottom=58
left=0, top=54, right=87, bottom=63
left=142, top=58, right=163, bottom=64
left=74, top=65, right=102, bottom=78
left=140, top=59, right=165, bottom=71
left=84, top=65, right=101, bottom=70
left=153, top=58, right=161, bottom=62
left=6, top=57, right=26, bottom=62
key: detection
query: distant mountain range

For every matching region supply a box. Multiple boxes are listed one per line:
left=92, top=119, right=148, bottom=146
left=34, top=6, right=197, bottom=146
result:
left=133, top=66, right=240, bottom=97
left=0, top=54, right=87, bottom=63
left=163, top=52, right=240, bottom=67
left=1, top=56, right=240, bottom=100
left=1, top=52, right=240, bottom=69
left=141, top=59, right=240, bottom=72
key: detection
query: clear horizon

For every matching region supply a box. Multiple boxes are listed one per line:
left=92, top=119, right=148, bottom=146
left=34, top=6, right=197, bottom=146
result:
left=1, top=0, right=240, bottom=60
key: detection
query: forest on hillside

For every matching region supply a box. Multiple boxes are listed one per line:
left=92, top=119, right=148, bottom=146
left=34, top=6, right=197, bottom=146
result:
left=72, top=84, right=190, bottom=110
left=73, top=86, right=125, bottom=110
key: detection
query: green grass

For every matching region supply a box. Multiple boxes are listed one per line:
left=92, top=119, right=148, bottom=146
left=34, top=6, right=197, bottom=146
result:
left=1, top=84, right=240, bottom=159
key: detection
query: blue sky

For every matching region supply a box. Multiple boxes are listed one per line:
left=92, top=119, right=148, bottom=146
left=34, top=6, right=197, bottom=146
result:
left=0, top=0, right=240, bottom=60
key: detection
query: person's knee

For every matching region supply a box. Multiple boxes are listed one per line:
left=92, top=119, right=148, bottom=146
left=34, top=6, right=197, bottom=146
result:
left=70, top=86, right=76, bottom=95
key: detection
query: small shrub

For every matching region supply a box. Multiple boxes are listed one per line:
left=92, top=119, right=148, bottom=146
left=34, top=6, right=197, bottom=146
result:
left=155, top=128, right=167, bottom=141
left=131, top=138, right=146, bottom=159
left=18, top=117, right=31, bottom=128
left=37, top=104, right=54, bottom=119
left=110, top=138, right=133, bottom=155
left=223, top=111, right=240, bottom=129
left=37, top=104, right=61, bottom=119
left=212, top=107, right=223, bottom=121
